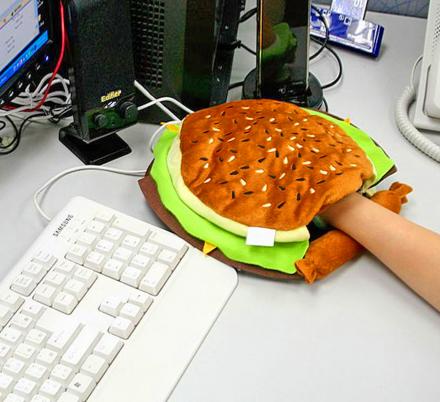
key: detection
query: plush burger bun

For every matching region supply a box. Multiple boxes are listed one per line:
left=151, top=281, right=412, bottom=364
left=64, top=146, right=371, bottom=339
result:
left=169, top=99, right=374, bottom=238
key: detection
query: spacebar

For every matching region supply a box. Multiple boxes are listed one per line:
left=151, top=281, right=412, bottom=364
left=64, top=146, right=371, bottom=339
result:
left=88, top=249, right=237, bottom=402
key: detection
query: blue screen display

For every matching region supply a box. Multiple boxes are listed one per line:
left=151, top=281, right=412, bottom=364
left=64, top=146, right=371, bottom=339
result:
left=0, top=30, right=49, bottom=88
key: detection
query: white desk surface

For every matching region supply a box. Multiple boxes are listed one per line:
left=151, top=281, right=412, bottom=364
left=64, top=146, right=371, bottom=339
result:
left=1, top=10, right=440, bottom=402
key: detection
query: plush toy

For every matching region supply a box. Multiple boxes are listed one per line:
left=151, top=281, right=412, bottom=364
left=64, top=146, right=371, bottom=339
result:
left=139, top=99, right=412, bottom=283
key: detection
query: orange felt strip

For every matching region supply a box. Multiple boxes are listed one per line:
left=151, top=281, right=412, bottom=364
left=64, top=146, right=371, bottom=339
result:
left=296, top=182, right=413, bottom=284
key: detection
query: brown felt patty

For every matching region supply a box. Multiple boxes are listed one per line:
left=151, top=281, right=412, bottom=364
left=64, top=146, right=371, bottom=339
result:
left=180, top=99, right=374, bottom=231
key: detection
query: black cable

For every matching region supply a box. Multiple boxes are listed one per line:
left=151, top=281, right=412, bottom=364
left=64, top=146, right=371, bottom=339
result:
left=310, top=5, right=329, bottom=61
left=0, top=114, right=45, bottom=155
left=228, top=81, right=245, bottom=91
left=311, top=37, right=343, bottom=89
left=239, top=7, right=257, bottom=23
left=311, top=39, right=342, bottom=89
left=239, top=41, right=256, bottom=55
left=322, top=97, right=329, bottom=112
left=0, top=117, right=19, bottom=153
left=0, top=120, right=6, bottom=132
left=48, top=106, right=72, bottom=124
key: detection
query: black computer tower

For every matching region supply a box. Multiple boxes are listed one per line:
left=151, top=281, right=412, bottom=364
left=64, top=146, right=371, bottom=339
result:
left=130, top=0, right=243, bottom=122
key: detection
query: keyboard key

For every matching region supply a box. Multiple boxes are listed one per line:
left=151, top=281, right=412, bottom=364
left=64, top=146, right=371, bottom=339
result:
left=67, top=373, right=95, bottom=400
left=139, top=262, right=172, bottom=296
left=22, top=262, right=46, bottom=282
left=33, top=251, right=57, bottom=269
left=14, top=377, right=38, bottom=398
left=128, top=292, right=153, bottom=312
left=0, top=327, right=23, bottom=345
left=99, top=296, right=125, bottom=317
left=3, top=357, right=26, bottom=377
left=0, top=304, right=13, bottom=327
left=25, top=329, right=48, bottom=347
left=112, top=217, right=149, bottom=238
left=57, top=392, right=80, bottom=402
left=86, top=220, right=106, bottom=235
left=81, top=354, right=108, bottom=381
left=63, top=279, right=88, bottom=301
left=103, top=228, right=124, bottom=243
left=109, top=316, right=134, bottom=339
left=93, top=334, right=123, bottom=363
left=10, top=313, right=34, bottom=331
left=0, top=373, right=14, bottom=394
left=102, top=259, right=125, bottom=280
left=53, top=292, right=78, bottom=315
left=14, top=343, right=37, bottom=362
left=0, top=341, right=12, bottom=360
left=35, top=348, right=59, bottom=369
left=21, top=302, right=45, bottom=320
left=61, top=327, right=102, bottom=368
left=73, top=267, right=97, bottom=288
left=76, top=232, right=97, bottom=248
left=25, top=363, right=49, bottom=383
left=112, top=247, right=133, bottom=264
left=33, top=284, right=57, bottom=306
left=11, top=274, right=37, bottom=296
left=51, top=364, right=74, bottom=385
left=119, top=303, right=143, bottom=325
left=44, top=271, right=67, bottom=288
left=139, top=242, right=159, bottom=257
left=157, top=249, right=179, bottom=270
left=66, top=245, right=89, bottom=265
left=4, top=393, right=25, bottom=402
left=31, top=396, right=51, bottom=402
left=84, top=251, right=106, bottom=272
left=130, top=254, right=151, bottom=271
left=47, top=322, right=82, bottom=354
left=120, top=266, right=143, bottom=287
left=149, top=231, right=188, bottom=256
left=0, top=292, right=24, bottom=312
left=53, top=261, right=77, bottom=276
left=95, top=210, right=114, bottom=224
left=39, top=379, right=63, bottom=400
left=122, top=234, right=142, bottom=250
left=95, top=239, right=116, bottom=255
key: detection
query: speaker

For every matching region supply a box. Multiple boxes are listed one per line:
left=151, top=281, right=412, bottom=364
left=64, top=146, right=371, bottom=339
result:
left=129, top=0, right=242, bottom=123
left=60, top=0, right=138, bottom=164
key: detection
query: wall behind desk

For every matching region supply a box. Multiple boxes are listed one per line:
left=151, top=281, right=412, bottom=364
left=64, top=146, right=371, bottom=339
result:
left=315, top=0, right=428, bottom=18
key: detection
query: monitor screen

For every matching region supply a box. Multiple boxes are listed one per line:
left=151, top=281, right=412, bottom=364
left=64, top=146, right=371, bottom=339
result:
left=0, top=0, right=51, bottom=96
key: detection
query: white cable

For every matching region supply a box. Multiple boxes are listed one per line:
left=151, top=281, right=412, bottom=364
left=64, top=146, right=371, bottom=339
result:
left=138, top=96, right=193, bottom=114
left=395, top=86, right=440, bottom=162
left=148, top=121, right=181, bottom=152
left=395, top=55, right=440, bottom=162
left=134, top=80, right=193, bottom=120
left=410, top=55, right=423, bottom=88
left=34, top=166, right=146, bottom=222
left=0, top=105, right=36, bottom=117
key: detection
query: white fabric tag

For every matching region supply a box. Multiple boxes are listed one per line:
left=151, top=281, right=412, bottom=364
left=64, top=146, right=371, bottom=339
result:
left=246, top=227, right=276, bottom=247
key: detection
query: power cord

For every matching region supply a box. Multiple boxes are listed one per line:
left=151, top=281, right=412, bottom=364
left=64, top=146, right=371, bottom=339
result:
left=34, top=166, right=146, bottom=221
left=395, top=56, right=440, bottom=162
left=310, top=5, right=330, bottom=61
left=239, top=7, right=257, bottom=24
left=134, top=80, right=193, bottom=121
left=311, top=37, right=343, bottom=89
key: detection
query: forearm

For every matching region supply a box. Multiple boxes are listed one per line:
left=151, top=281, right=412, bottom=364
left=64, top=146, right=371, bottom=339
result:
left=321, top=193, right=440, bottom=311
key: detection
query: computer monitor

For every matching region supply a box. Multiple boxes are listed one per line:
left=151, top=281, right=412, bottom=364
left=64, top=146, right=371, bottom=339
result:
left=0, top=0, right=54, bottom=105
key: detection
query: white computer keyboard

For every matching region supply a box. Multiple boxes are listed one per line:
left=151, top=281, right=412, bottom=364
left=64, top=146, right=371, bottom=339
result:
left=0, top=197, right=238, bottom=402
